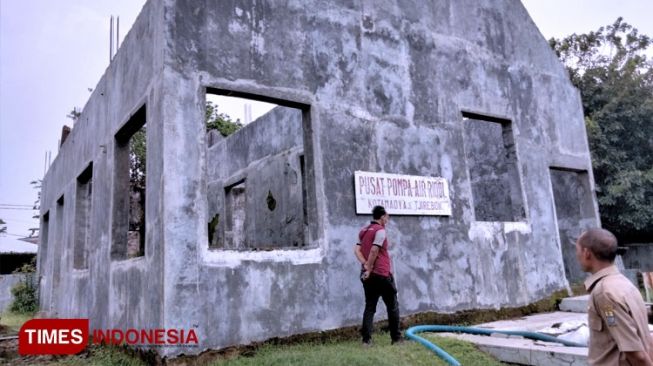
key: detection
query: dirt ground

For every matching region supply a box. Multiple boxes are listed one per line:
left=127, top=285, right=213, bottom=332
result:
left=0, top=337, right=64, bottom=365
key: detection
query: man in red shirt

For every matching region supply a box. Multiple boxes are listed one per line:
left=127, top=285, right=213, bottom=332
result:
left=354, top=205, right=402, bottom=345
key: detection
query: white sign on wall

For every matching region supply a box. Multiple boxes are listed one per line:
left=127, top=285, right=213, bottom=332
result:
left=354, top=171, right=452, bottom=216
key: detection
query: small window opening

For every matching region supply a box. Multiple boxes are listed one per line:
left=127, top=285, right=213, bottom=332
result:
left=112, top=105, right=146, bottom=260
left=74, top=163, right=93, bottom=269
left=205, top=89, right=311, bottom=251
left=39, top=211, right=50, bottom=273
left=462, top=112, right=525, bottom=222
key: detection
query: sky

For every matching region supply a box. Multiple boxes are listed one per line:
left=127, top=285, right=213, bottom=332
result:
left=1, top=0, right=652, bottom=238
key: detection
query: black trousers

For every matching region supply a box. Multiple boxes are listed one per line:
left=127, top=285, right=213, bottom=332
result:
left=361, top=273, right=401, bottom=342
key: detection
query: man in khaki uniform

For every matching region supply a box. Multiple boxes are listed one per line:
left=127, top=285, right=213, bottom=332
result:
left=576, top=228, right=653, bottom=365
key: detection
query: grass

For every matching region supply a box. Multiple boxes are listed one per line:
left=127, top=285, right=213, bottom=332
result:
left=0, top=311, right=34, bottom=334
left=0, top=314, right=503, bottom=366
left=54, top=345, right=147, bottom=366
left=0, top=330, right=504, bottom=365
left=210, top=332, right=504, bottom=366
left=0, top=312, right=144, bottom=366
left=569, top=282, right=588, bottom=296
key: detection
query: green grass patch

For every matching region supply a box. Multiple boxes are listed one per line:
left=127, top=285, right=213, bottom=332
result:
left=54, top=344, right=147, bottom=366
left=423, top=335, right=504, bottom=365
left=0, top=311, right=34, bottom=333
left=0, top=329, right=504, bottom=365
left=211, top=332, right=503, bottom=366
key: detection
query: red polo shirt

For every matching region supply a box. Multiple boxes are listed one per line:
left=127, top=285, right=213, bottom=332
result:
left=358, top=221, right=392, bottom=277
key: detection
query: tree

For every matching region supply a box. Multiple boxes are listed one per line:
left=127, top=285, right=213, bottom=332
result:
left=10, top=257, right=37, bottom=314
left=550, top=18, right=653, bottom=243
left=129, top=127, right=147, bottom=257
left=205, top=101, right=243, bottom=137
left=128, top=102, right=241, bottom=189
left=130, top=128, right=147, bottom=190
left=0, top=218, right=6, bottom=234
left=28, top=180, right=42, bottom=237
left=125, top=102, right=241, bottom=250
left=66, top=107, right=81, bottom=122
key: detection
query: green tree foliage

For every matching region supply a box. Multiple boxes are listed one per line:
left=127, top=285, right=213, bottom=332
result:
left=10, top=258, right=37, bottom=314
left=128, top=102, right=242, bottom=189
left=9, top=282, right=37, bottom=314
left=66, top=107, right=81, bottom=122
left=206, top=101, right=243, bottom=137
left=129, top=128, right=147, bottom=252
left=550, top=18, right=653, bottom=242
left=29, top=179, right=42, bottom=237
left=130, top=128, right=147, bottom=190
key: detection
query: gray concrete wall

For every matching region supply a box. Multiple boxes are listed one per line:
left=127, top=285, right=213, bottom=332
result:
left=38, top=0, right=601, bottom=358
left=463, top=116, right=525, bottom=222
left=207, top=106, right=305, bottom=250
left=38, top=0, right=166, bottom=333
left=549, top=169, right=597, bottom=283
left=0, top=274, right=28, bottom=313
left=622, top=244, right=653, bottom=271
left=159, top=0, right=599, bottom=356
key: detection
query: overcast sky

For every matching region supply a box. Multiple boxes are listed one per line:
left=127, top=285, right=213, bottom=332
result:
left=1, top=1, right=652, bottom=238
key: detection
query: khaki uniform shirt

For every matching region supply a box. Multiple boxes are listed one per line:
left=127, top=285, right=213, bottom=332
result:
left=585, top=265, right=653, bottom=365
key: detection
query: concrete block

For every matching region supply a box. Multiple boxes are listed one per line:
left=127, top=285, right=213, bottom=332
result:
left=440, top=333, right=587, bottom=365
left=559, top=295, right=589, bottom=313
left=475, top=311, right=587, bottom=331
left=438, top=311, right=589, bottom=365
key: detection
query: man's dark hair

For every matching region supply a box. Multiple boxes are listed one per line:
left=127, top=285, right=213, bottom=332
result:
left=578, top=228, right=619, bottom=262
left=372, top=206, right=387, bottom=220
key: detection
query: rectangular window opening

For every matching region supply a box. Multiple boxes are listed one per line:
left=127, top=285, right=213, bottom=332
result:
left=205, top=89, right=313, bottom=251
left=39, top=211, right=50, bottom=274
left=462, top=112, right=526, bottom=222
left=74, top=163, right=93, bottom=269
left=112, top=105, right=146, bottom=260
left=222, top=180, right=246, bottom=249
left=300, top=154, right=308, bottom=233
left=52, top=196, right=64, bottom=289
left=550, top=168, right=595, bottom=282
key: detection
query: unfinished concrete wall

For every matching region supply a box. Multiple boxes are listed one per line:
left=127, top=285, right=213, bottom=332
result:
left=0, top=274, right=30, bottom=312
left=38, top=0, right=166, bottom=333
left=462, top=114, right=525, bottom=222
left=39, top=0, right=601, bottom=358
left=158, top=0, right=599, bottom=356
left=622, top=244, right=653, bottom=272
left=207, top=106, right=306, bottom=250
left=549, top=168, right=597, bottom=283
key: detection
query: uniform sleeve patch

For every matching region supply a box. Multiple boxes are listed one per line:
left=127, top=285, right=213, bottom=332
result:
left=602, top=305, right=617, bottom=327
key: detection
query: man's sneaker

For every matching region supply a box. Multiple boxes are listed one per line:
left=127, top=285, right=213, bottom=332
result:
left=362, top=341, right=373, bottom=348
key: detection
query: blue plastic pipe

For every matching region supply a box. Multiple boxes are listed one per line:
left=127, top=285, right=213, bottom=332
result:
left=405, top=325, right=586, bottom=366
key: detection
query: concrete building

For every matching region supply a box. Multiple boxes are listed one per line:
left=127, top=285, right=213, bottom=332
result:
left=38, top=0, right=599, bottom=357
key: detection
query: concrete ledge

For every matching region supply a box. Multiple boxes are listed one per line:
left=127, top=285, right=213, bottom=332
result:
left=441, top=333, right=587, bottom=366
left=559, top=295, right=589, bottom=313
left=472, top=311, right=587, bottom=331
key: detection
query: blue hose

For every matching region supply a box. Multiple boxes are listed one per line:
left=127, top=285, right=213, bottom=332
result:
left=405, top=325, right=586, bottom=366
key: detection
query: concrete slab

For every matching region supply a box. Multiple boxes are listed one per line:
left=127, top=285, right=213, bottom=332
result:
left=441, top=333, right=587, bottom=366
left=474, top=311, right=587, bottom=331
left=559, top=295, right=590, bottom=313
left=434, top=312, right=589, bottom=365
